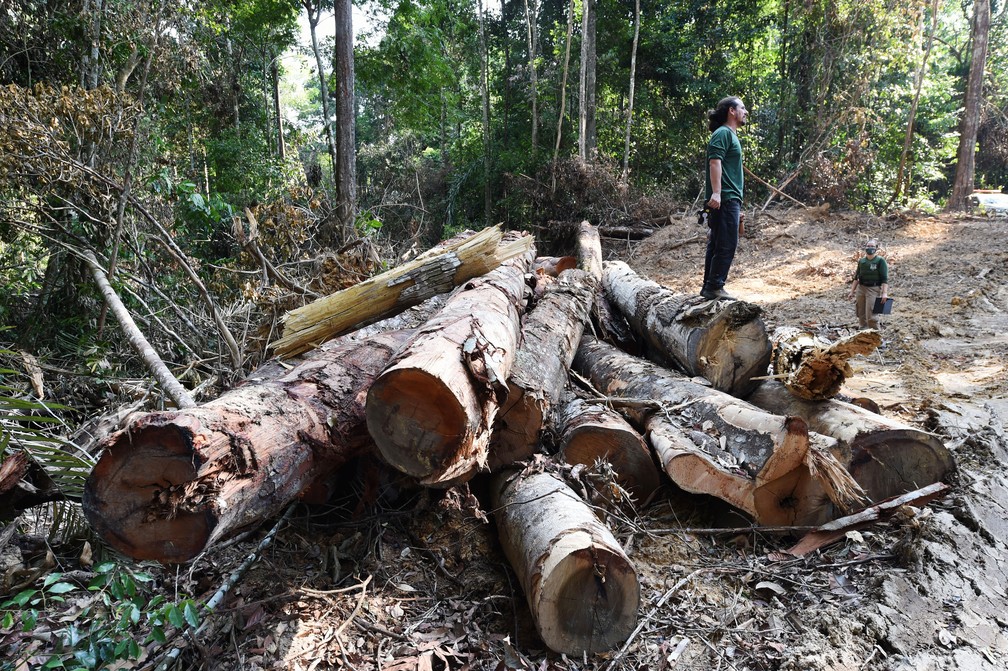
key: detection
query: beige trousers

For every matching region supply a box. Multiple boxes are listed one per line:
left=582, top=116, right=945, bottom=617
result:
left=855, top=284, right=882, bottom=330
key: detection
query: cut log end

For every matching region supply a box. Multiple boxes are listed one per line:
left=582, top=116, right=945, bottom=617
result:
left=537, top=542, right=640, bottom=655
left=561, top=428, right=660, bottom=503
left=695, top=313, right=772, bottom=397
left=83, top=425, right=211, bottom=563
left=848, top=433, right=956, bottom=503
left=366, top=368, right=468, bottom=478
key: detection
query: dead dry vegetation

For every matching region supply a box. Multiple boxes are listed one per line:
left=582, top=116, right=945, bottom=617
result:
left=5, top=208, right=1008, bottom=671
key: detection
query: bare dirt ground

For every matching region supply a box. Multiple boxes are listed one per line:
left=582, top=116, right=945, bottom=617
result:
left=8, top=208, right=1007, bottom=671
left=184, top=208, right=1008, bottom=671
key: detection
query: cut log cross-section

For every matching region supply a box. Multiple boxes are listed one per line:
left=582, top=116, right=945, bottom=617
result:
left=366, top=236, right=536, bottom=487
left=769, top=326, right=881, bottom=400
left=491, top=469, right=640, bottom=655
left=554, top=393, right=661, bottom=504
left=574, top=336, right=856, bottom=526
left=602, top=261, right=771, bottom=397
left=745, top=381, right=955, bottom=503
left=83, top=330, right=415, bottom=564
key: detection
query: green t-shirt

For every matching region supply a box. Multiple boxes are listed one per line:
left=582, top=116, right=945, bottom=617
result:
left=705, top=125, right=744, bottom=202
left=855, top=256, right=888, bottom=285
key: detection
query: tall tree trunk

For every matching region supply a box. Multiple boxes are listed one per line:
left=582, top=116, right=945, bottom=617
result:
left=889, top=0, right=940, bottom=207
left=552, top=0, right=576, bottom=191
left=620, top=0, right=640, bottom=183
left=304, top=0, right=339, bottom=193
left=271, top=57, right=286, bottom=161
left=333, top=0, right=357, bottom=233
left=478, top=0, right=492, bottom=225
left=577, top=0, right=596, bottom=162
left=523, top=0, right=540, bottom=157
left=947, top=0, right=990, bottom=210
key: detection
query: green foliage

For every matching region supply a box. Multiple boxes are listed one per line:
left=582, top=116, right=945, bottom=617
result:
left=0, top=562, right=203, bottom=671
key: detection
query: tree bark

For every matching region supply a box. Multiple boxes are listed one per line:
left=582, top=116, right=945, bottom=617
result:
left=477, top=0, right=492, bottom=225
left=575, top=220, right=602, bottom=280
left=603, top=261, right=771, bottom=397
left=83, top=330, right=414, bottom=564
left=745, top=381, right=955, bottom=504
left=574, top=336, right=856, bottom=526
left=490, top=268, right=597, bottom=468
left=333, top=0, right=357, bottom=233
left=551, top=0, right=576, bottom=191
left=272, top=226, right=533, bottom=358
left=554, top=393, right=660, bottom=503
left=947, top=0, right=990, bottom=210
left=768, top=326, right=881, bottom=400
left=577, top=0, right=596, bottom=162
left=366, top=239, right=536, bottom=486
left=490, top=469, right=639, bottom=655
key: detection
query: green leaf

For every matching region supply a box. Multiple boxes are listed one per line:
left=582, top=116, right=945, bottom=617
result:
left=183, top=601, right=200, bottom=628
left=166, top=604, right=186, bottom=628
left=128, top=638, right=141, bottom=659
left=147, top=626, right=167, bottom=644
left=47, top=582, right=77, bottom=595
left=2, top=611, right=13, bottom=628
left=6, top=589, right=38, bottom=607
left=43, top=573, right=65, bottom=588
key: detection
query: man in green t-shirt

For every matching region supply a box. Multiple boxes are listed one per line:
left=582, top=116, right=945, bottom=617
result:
left=701, top=96, right=747, bottom=301
left=847, top=239, right=889, bottom=330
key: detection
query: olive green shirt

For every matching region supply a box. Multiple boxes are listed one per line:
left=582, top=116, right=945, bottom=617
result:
left=705, top=125, right=744, bottom=202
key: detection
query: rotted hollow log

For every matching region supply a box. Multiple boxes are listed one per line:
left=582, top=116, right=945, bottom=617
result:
left=83, top=330, right=413, bottom=564
left=491, top=469, right=640, bottom=655
left=366, top=237, right=536, bottom=487
left=769, top=327, right=881, bottom=400
left=602, top=261, right=771, bottom=397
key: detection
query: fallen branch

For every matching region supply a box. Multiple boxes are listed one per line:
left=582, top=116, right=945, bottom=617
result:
left=788, top=482, right=950, bottom=556
left=82, top=250, right=196, bottom=409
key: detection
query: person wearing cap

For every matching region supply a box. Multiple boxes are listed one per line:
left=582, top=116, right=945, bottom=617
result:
left=700, top=96, right=747, bottom=301
left=847, top=239, right=889, bottom=330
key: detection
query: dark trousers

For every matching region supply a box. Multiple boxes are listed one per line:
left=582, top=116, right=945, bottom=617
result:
left=703, top=198, right=740, bottom=291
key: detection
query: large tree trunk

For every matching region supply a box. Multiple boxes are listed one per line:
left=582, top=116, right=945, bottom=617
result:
left=745, top=381, right=955, bottom=503
left=574, top=336, right=859, bottom=525
left=522, top=0, right=540, bottom=157
left=554, top=393, right=660, bottom=503
left=83, top=330, right=413, bottom=564
left=490, top=268, right=597, bottom=468
left=490, top=470, right=639, bottom=655
left=577, top=0, right=596, bottom=161
left=272, top=227, right=532, bottom=358
left=303, top=0, right=339, bottom=203
left=768, top=327, right=881, bottom=400
left=620, top=0, right=640, bottom=183
left=947, top=0, right=990, bottom=210
left=366, top=239, right=536, bottom=486
left=333, top=0, right=357, bottom=233
left=602, top=261, right=771, bottom=397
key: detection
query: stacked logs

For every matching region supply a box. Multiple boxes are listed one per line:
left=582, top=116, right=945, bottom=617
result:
left=82, top=223, right=954, bottom=656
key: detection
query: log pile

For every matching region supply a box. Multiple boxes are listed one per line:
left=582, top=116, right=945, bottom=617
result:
left=81, top=223, right=955, bottom=656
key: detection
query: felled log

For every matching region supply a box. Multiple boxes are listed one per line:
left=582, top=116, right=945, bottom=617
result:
left=554, top=393, right=660, bottom=504
left=491, top=469, right=640, bottom=655
left=602, top=261, right=771, bottom=397
left=83, top=330, right=414, bottom=564
left=490, top=269, right=597, bottom=468
left=575, top=220, right=603, bottom=280
left=366, top=238, right=536, bottom=487
left=574, top=336, right=860, bottom=525
left=769, top=327, right=881, bottom=400
left=272, top=225, right=534, bottom=357
left=745, top=381, right=955, bottom=503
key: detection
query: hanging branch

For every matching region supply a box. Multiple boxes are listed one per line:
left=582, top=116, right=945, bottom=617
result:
left=82, top=250, right=196, bottom=409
